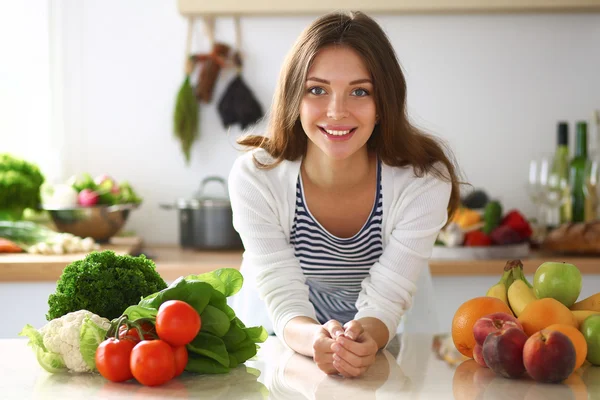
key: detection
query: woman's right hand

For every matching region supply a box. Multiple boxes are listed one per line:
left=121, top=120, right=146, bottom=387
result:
left=312, top=320, right=345, bottom=375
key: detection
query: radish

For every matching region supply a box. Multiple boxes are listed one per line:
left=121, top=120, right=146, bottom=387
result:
left=78, top=189, right=99, bottom=206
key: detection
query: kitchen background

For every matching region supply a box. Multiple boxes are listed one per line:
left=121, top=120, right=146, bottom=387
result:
left=3, top=1, right=600, bottom=245
left=1, top=1, right=600, bottom=338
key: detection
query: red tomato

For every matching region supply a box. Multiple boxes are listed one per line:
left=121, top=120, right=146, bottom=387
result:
left=118, top=322, right=155, bottom=343
left=95, top=338, right=135, bottom=382
left=130, top=340, right=176, bottom=387
left=155, top=300, right=201, bottom=347
left=172, top=346, right=188, bottom=377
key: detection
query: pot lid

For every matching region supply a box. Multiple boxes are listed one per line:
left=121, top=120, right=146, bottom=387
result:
left=177, top=176, right=231, bottom=209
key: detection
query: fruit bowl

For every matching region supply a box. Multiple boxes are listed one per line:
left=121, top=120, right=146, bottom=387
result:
left=43, top=204, right=139, bottom=243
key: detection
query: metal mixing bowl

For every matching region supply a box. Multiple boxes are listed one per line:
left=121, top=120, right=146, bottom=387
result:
left=43, top=204, right=139, bottom=242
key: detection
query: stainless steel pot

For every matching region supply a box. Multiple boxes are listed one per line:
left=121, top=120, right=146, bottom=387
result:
left=160, top=176, right=243, bottom=250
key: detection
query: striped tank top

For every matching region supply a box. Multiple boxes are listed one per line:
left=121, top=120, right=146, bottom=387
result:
left=290, top=160, right=384, bottom=325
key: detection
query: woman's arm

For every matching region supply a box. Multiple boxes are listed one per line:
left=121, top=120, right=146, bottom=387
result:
left=355, top=170, right=452, bottom=342
left=228, top=155, right=317, bottom=344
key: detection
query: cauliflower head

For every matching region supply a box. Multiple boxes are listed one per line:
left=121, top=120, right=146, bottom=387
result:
left=21, top=309, right=110, bottom=373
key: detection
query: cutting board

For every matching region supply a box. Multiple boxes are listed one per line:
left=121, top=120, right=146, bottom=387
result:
left=0, top=237, right=143, bottom=282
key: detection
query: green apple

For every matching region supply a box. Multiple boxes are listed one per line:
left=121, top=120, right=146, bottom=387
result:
left=533, top=262, right=582, bottom=308
left=580, top=315, right=600, bottom=366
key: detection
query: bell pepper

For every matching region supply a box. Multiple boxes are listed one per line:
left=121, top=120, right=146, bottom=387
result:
left=501, top=210, right=532, bottom=240
left=464, top=230, right=492, bottom=247
left=451, top=208, right=482, bottom=229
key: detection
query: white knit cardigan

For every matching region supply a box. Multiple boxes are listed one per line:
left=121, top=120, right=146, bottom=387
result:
left=227, top=149, right=451, bottom=346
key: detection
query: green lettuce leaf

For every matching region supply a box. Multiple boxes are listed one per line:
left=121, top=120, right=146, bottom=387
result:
left=185, top=268, right=243, bottom=297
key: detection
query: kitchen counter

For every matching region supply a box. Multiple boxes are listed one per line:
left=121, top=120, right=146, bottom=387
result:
left=2, top=333, right=597, bottom=399
left=1, top=243, right=599, bottom=282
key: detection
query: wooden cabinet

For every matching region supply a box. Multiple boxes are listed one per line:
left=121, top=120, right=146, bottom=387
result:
left=177, top=0, right=600, bottom=16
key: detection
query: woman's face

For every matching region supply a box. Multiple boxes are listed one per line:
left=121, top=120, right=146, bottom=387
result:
left=299, top=45, right=377, bottom=161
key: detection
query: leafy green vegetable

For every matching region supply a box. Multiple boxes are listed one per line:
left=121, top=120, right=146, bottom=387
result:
left=118, top=268, right=268, bottom=375
left=173, top=75, right=199, bottom=164
left=139, top=276, right=212, bottom=314
left=0, top=153, right=45, bottom=220
left=67, top=173, right=142, bottom=206
left=47, top=250, right=167, bottom=320
left=0, top=220, right=59, bottom=248
left=186, top=353, right=230, bottom=374
left=187, top=332, right=230, bottom=367
left=186, top=268, right=244, bottom=297
left=200, top=305, right=230, bottom=337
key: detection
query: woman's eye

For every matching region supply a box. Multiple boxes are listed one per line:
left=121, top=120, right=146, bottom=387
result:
left=352, top=88, right=370, bottom=97
left=308, top=87, right=326, bottom=95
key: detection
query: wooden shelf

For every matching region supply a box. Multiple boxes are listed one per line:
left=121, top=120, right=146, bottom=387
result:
left=177, top=0, right=600, bottom=16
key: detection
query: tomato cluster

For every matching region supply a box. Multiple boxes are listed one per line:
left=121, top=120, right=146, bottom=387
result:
left=95, top=300, right=202, bottom=386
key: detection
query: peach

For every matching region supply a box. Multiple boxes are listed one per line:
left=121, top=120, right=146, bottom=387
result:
left=482, top=327, right=528, bottom=379
left=473, top=344, right=488, bottom=368
left=523, top=329, right=576, bottom=383
left=473, top=312, right=524, bottom=346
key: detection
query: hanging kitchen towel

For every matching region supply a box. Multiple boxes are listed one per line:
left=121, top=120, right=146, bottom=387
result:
left=217, top=17, right=264, bottom=130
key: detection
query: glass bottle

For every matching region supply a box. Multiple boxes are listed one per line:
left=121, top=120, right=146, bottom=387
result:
left=550, top=122, right=570, bottom=225
left=570, top=122, right=589, bottom=223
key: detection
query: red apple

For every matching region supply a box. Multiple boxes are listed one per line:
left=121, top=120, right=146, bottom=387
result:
left=523, top=329, right=576, bottom=383
left=473, top=312, right=524, bottom=347
left=482, top=327, right=528, bottom=379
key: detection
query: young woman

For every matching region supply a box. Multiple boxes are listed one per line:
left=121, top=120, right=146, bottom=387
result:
left=228, top=11, right=461, bottom=378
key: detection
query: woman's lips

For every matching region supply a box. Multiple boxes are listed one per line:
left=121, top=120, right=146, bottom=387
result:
left=318, top=126, right=357, bottom=141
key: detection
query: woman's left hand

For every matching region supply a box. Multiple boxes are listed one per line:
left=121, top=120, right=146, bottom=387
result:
left=330, top=320, right=379, bottom=377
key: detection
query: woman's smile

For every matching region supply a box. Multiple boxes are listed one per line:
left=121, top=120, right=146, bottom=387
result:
left=318, top=125, right=358, bottom=141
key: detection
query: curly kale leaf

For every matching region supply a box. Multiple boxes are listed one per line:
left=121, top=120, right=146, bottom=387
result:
left=46, top=250, right=167, bottom=321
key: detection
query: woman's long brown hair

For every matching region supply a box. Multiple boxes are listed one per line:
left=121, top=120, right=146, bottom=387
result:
left=237, top=11, right=462, bottom=218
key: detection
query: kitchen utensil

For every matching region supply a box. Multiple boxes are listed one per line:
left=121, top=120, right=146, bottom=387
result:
left=160, top=176, right=242, bottom=250
left=43, top=204, right=138, bottom=242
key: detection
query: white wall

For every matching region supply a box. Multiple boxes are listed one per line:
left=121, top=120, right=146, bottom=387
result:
left=46, top=2, right=600, bottom=245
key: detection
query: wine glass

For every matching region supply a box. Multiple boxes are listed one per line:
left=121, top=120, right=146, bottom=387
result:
left=526, top=158, right=548, bottom=243
left=540, top=157, right=569, bottom=228
left=527, top=155, right=568, bottom=242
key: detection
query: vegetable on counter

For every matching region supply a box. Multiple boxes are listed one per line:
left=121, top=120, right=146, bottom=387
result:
left=0, top=220, right=99, bottom=254
left=0, top=238, right=23, bottom=253
left=0, top=153, right=45, bottom=220
left=482, top=200, right=503, bottom=235
left=118, top=268, right=268, bottom=376
left=19, top=310, right=111, bottom=373
left=46, top=250, right=168, bottom=321
left=40, top=183, right=78, bottom=208
left=42, top=172, right=143, bottom=208
left=20, top=254, right=268, bottom=387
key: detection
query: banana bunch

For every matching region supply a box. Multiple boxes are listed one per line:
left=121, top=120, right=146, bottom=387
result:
left=507, top=264, right=536, bottom=317
left=486, top=262, right=516, bottom=305
left=487, top=259, right=600, bottom=325
left=485, top=259, right=536, bottom=317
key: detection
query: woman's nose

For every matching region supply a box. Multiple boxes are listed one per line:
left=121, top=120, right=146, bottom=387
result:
left=326, top=95, right=349, bottom=120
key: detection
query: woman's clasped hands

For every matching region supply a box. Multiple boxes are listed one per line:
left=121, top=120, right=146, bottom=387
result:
left=312, top=319, right=379, bottom=378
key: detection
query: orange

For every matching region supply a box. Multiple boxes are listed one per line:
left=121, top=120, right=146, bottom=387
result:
left=518, top=298, right=578, bottom=336
left=544, top=324, right=588, bottom=371
left=451, top=296, right=513, bottom=358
